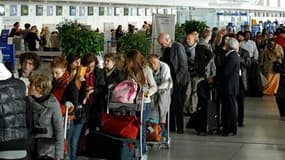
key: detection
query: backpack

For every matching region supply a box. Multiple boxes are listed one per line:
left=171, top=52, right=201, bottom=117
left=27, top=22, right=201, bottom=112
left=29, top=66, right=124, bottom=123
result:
left=111, top=80, right=138, bottom=103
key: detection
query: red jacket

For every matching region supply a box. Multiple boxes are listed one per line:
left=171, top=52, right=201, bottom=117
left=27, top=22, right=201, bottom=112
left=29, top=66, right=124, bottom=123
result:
left=52, top=82, right=78, bottom=121
left=276, top=35, right=285, bottom=48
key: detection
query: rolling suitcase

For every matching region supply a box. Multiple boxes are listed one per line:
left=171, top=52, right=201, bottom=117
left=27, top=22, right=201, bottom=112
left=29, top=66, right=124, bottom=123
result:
left=195, top=80, right=219, bottom=135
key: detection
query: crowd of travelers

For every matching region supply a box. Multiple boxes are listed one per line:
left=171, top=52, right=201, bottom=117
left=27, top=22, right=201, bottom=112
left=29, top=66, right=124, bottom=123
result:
left=8, top=22, right=60, bottom=51
left=1, top=22, right=285, bottom=160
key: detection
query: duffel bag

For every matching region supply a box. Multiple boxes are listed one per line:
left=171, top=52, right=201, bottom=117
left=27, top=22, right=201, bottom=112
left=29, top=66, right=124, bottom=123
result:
left=101, top=114, right=140, bottom=140
left=146, top=122, right=161, bottom=142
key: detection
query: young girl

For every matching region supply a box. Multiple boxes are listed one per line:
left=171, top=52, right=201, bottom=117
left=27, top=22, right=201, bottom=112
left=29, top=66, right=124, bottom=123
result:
left=125, top=50, right=157, bottom=156
left=81, top=53, right=106, bottom=130
left=27, top=74, right=64, bottom=160
left=50, top=56, right=79, bottom=160
left=66, top=53, right=89, bottom=160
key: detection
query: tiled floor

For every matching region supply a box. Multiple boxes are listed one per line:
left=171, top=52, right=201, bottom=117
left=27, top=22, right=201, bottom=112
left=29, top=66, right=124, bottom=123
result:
left=147, top=96, right=285, bottom=160
left=78, top=96, right=285, bottom=160
left=29, top=61, right=285, bottom=160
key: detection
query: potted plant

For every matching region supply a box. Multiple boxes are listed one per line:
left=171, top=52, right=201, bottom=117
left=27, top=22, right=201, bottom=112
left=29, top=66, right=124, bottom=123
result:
left=184, top=20, right=209, bottom=35
left=57, top=20, right=104, bottom=56
left=118, top=31, right=151, bottom=56
left=175, top=24, right=186, bottom=43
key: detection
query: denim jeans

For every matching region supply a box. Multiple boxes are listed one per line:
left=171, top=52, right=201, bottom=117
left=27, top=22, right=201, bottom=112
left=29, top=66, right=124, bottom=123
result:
left=67, top=121, right=84, bottom=160
left=160, top=124, right=168, bottom=138
left=142, top=103, right=150, bottom=154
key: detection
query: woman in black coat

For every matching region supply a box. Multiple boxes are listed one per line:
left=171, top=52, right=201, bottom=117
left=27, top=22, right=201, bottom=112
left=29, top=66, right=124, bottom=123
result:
left=26, top=26, right=40, bottom=51
left=81, top=53, right=106, bottom=130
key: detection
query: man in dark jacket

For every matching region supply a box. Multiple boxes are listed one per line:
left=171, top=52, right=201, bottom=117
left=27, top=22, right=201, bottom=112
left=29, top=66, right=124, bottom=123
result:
left=158, top=32, right=190, bottom=134
left=0, top=62, right=28, bottom=160
left=220, top=38, right=240, bottom=136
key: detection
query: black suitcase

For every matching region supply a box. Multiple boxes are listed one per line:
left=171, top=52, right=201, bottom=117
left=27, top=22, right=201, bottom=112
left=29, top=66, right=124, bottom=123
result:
left=195, top=80, right=219, bottom=135
left=86, top=131, right=139, bottom=160
left=247, top=61, right=263, bottom=97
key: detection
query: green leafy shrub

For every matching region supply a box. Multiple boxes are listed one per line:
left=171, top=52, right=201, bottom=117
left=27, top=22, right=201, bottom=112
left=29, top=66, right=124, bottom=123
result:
left=184, top=20, right=209, bottom=35
left=119, top=31, right=151, bottom=55
left=57, top=20, right=103, bottom=56
left=175, top=24, right=186, bottom=43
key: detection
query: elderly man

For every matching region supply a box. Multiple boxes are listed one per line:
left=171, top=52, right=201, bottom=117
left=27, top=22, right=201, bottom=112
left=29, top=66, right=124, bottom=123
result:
left=157, top=32, right=190, bottom=134
left=148, top=54, right=172, bottom=139
left=220, top=37, right=240, bottom=136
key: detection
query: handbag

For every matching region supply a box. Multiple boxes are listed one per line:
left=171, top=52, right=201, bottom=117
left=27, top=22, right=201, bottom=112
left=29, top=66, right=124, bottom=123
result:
left=111, top=80, right=138, bottom=103
left=273, top=60, right=284, bottom=73
left=101, top=114, right=140, bottom=140
left=146, top=122, right=161, bottom=142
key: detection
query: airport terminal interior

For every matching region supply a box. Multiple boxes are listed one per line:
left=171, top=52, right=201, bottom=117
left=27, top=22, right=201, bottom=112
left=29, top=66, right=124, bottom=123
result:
left=1, top=0, right=285, bottom=160
left=31, top=61, right=285, bottom=160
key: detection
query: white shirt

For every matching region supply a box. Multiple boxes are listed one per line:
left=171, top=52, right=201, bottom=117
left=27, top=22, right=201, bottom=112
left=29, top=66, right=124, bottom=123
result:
left=240, top=40, right=259, bottom=60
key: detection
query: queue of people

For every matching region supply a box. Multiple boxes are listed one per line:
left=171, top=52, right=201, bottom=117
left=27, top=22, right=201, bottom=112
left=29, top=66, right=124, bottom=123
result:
left=1, top=25, right=285, bottom=160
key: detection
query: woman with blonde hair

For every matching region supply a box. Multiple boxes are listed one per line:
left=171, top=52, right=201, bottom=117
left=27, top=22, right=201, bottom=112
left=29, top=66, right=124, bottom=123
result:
left=125, top=50, right=157, bottom=157
left=212, top=31, right=225, bottom=51
left=40, top=26, right=51, bottom=51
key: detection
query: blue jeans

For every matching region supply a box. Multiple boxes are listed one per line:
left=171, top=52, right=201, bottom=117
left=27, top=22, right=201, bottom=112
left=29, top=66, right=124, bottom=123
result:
left=67, top=121, right=84, bottom=160
left=160, top=124, right=168, bottom=137
left=142, top=103, right=150, bottom=154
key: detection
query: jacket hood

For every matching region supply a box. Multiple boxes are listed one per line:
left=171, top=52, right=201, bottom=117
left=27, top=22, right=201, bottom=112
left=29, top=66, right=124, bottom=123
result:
left=0, top=63, right=12, bottom=80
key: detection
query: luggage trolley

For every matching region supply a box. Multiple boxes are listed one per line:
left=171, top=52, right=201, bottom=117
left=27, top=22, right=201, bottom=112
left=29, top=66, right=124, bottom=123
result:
left=146, top=94, right=171, bottom=150
left=86, top=84, right=145, bottom=160
left=106, top=85, right=145, bottom=159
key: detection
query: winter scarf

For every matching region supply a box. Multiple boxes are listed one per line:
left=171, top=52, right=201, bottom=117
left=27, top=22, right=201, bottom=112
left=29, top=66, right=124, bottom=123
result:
left=53, top=71, right=71, bottom=89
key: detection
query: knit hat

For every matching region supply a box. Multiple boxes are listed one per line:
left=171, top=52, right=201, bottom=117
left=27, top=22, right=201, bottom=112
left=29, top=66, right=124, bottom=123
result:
left=0, top=62, right=12, bottom=80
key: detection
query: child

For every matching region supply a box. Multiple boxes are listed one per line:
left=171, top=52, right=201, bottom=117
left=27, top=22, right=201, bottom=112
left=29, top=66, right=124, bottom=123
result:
left=27, top=74, right=64, bottom=160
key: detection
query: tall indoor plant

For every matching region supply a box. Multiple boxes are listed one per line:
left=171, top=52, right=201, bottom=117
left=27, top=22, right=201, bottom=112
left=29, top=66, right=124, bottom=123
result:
left=118, top=31, right=151, bottom=56
left=57, top=20, right=103, bottom=56
left=184, top=20, right=209, bottom=35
